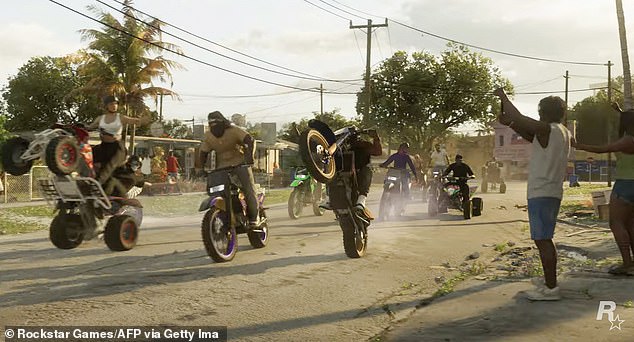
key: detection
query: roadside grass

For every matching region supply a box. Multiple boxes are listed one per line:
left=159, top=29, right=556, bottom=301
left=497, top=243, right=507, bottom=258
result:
left=564, top=184, right=611, bottom=196
left=0, top=188, right=293, bottom=234
left=560, top=199, right=593, bottom=213
left=433, top=261, right=486, bottom=297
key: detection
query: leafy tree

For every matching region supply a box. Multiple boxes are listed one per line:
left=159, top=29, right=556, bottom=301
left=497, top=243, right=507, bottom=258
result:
left=1, top=56, right=100, bottom=131
left=162, top=119, right=192, bottom=139
left=356, top=44, right=512, bottom=166
left=78, top=0, right=183, bottom=151
left=278, top=109, right=361, bottom=144
left=569, top=77, right=622, bottom=145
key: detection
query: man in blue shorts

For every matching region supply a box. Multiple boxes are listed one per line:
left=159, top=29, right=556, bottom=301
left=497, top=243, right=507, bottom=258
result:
left=495, top=88, right=571, bottom=301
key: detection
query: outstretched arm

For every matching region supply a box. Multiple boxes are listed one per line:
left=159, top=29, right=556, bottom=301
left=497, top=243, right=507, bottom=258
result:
left=574, top=136, right=634, bottom=154
left=121, top=114, right=152, bottom=126
left=87, top=116, right=101, bottom=130
left=380, top=154, right=395, bottom=168
left=494, top=88, right=551, bottom=147
left=407, top=156, right=418, bottom=181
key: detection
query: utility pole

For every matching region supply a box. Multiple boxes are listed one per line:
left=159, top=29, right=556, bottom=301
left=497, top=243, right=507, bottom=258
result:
left=607, top=61, right=613, bottom=187
left=350, top=19, right=388, bottom=120
left=320, top=83, right=324, bottom=115
left=564, top=70, right=569, bottom=125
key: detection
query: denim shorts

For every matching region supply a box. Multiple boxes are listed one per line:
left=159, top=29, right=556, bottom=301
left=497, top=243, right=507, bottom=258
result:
left=527, top=197, right=561, bottom=240
left=612, top=179, right=634, bottom=204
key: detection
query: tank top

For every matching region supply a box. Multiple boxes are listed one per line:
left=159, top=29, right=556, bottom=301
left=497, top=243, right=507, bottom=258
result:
left=616, top=149, right=634, bottom=180
left=527, top=123, right=571, bottom=199
left=99, top=113, right=123, bottom=139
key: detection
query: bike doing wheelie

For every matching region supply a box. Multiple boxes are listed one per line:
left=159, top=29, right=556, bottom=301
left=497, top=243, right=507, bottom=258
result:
left=298, top=120, right=381, bottom=258
left=288, top=168, right=325, bottom=219
left=199, top=165, right=269, bottom=262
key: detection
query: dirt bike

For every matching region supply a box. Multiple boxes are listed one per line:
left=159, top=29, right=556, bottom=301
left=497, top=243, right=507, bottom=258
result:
left=378, top=167, right=409, bottom=220
left=288, top=168, right=325, bottom=219
left=198, top=164, right=269, bottom=262
left=38, top=175, right=143, bottom=251
left=298, top=120, right=371, bottom=258
left=427, top=174, right=483, bottom=219
left=1, top=123, right=91, bottom=177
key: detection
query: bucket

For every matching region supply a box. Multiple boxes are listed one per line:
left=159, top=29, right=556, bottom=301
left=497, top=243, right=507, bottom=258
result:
left=597, top=204, right=610, bottom=221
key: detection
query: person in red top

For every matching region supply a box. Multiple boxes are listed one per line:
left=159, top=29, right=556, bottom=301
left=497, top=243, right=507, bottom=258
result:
left=166, top=151, right=181, bottom=182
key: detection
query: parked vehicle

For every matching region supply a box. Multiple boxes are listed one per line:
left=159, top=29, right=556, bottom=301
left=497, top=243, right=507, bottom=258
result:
left=2, top=123, right=92, bottom=177
left=38, top=175, right=142, bottom=251
left=427, top=174, right=483, bottom=219
left=199, top=165, right=269, bottom=262
left=298, top=120, right=371, bottom=258
left=288, top=168, right=325, bottom=219
left=378, top=167, right=409, bottom=220
left=481, top=161, right=506, bottom=193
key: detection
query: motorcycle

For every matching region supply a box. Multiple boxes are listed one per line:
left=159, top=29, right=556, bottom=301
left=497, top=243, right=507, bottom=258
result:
left=378, top=167, right=409, bottom=220
left=198, top=165, right=269, bottom=262
left=298, top=120, right=371, bottom=258
left=481, top=161, right=506, bottom=193
left=427, top=174, right=483, bottom=219
left=38, top=175, right=143, bottom=251
left=288, top=168, right=325, bottom=219
left=1, top=123, right=91, bottom=177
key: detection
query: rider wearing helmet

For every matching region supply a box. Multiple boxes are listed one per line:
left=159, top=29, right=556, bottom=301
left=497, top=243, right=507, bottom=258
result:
left=197, top=111, right=262, bottom=228
left=87, top=95, right=152, bottom=188
left=379, top=142, right=418, bottom=198
left=443, top=154, right=474, bottom=202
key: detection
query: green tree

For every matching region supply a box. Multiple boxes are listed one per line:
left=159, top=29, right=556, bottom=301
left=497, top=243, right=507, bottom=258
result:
left=569, top=77, right=622, bottom=145
left=1, top=56, right=100, bottom=131
left=357, top=44, right=512, bottom=165
left=278, top=109, right=361, bottom=143
left=78, top=0, right=183, bottom=152
left=162, top=119, right=192, bottom=139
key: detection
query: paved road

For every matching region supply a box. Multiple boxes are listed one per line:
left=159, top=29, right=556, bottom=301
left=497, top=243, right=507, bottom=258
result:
left=0, top=182, right=530, bottom=341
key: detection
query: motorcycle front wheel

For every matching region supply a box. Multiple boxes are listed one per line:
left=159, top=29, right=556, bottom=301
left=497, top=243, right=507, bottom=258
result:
left=298, top=129, right=336, bottom=183
left=201, top=208, right=237, bottom=262
left=339, top=214, right=367, bottom=258
left=288, top=188, right=303, bottom=219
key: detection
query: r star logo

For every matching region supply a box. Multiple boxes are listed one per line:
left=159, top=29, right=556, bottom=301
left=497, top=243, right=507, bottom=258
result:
left=609, top=315, right=625, bottom=331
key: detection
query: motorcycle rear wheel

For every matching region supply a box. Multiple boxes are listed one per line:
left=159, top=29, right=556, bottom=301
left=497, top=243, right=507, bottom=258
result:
left=247, top=209, right=269, bottom=248
left=50, top=213, right=84, bottom=249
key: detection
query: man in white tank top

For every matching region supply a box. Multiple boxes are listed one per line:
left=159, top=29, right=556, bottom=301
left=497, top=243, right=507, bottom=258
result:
left=495, top=88, right=571, bottom=301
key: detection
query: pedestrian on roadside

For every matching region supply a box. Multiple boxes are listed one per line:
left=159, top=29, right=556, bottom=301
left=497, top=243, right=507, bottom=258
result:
left=573, top=103, right=634, bottom=275
left=494, top=88, right=571, bottom=301
left=141, top=152, right=152, bottom=180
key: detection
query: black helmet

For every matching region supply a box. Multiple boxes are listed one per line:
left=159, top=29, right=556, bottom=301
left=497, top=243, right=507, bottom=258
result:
left=208, top=110, right=228, bottom=124
left=399, top=142, right=410, bottom=150
left=102, top=95, right=119, bottom=105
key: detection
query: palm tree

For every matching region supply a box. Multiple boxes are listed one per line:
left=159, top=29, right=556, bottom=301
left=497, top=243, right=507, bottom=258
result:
left=78, top=0, right=182, bottom=152
left=616, top=0, right=632, bottom=110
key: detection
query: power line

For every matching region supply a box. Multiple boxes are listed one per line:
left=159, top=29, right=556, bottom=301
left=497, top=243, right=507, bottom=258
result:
left=324, top=0, right=605, bottom=66
left=316, top=0, right=366, bottom=21
left=48, top=0, right=360, bottom=95
left=352, top=30, right=365, bottom=64
left=303, top=0, right=350, bottom=21
left=97, top=0, right=362, bottom=85
left=329, top=0, right=385, bottom=20
left=178, top=90, right=306, bottom=99
left=106, top=0, right=359, bottom=83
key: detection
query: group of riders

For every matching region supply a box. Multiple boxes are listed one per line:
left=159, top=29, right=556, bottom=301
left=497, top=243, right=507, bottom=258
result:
left=92, top=94, right=473, bottom=225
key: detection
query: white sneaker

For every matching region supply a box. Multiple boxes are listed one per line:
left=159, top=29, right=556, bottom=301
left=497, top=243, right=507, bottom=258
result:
left=530, top=277, right=546, bottom=288
left=525, top=285, right=561, bottom=301
left=355, top=195, right=367, bottom=209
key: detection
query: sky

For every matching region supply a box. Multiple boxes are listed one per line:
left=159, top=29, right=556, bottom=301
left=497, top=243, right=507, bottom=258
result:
left=1, top=0, right=634, bottom=133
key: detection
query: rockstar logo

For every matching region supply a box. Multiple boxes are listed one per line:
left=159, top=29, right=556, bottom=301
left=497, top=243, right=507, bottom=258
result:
left=609, top=314, right=625, bottom=331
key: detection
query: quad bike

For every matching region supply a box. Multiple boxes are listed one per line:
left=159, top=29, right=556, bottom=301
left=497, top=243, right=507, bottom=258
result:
left=427, top=174, right=483, bottom=219
left=38, top=175, right=143, bottom=251
left=288, top=168, right=326, bottom=219
left=298, top=120, right=372, bottom=258
left=1, top=123, right=91, bottom=177
left=481, top=161, right=506, bottom=193
left=198, top=165, right=269, bottom=262
left=378, top=167, right=409, bottom=220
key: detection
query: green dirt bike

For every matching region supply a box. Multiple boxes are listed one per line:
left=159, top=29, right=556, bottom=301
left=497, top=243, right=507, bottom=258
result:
left=288, top=168, right=326, bottom=219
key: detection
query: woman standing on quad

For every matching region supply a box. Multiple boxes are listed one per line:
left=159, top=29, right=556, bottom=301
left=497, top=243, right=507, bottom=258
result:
left=87, top=95, right=151, bottom=193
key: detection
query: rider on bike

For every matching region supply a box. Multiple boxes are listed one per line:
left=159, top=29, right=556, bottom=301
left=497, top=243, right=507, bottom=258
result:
left=379, top=142, right=418, bottom=199
left=197, top=111, right=262, bottom=229
left=443, top=154, right=474, bottom=202
left=320, top=128, right=382, bottom=210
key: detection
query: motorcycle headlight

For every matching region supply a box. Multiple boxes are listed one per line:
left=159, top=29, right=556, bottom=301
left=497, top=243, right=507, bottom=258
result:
left=209, top=184, right=225, bottom=193
left=387, top=176, right=398, bottom=181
